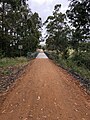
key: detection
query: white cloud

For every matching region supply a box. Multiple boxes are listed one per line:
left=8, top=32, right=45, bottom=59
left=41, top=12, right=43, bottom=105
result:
left=30, top=0, right=53, bottom=5
left=27, top=0, right=70, bottom=40
left=27, top=0, right=69, bottom=22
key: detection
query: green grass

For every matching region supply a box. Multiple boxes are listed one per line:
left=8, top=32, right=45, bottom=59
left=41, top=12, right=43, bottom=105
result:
left=1, top=70, right=11, bottom=75
left=0, top=57, right=28, bottom=68
left=58, top=58, right=90, bottom=79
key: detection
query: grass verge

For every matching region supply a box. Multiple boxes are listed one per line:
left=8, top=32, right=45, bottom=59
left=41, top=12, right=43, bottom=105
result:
left=0, top=57, right=28, bottom=68
left=0, top=57, right=29, bottom=93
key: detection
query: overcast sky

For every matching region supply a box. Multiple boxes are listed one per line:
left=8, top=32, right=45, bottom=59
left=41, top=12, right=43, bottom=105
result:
left=27, top=0, right=70, bottom=45
left=27, top=0, right=70, bottom=22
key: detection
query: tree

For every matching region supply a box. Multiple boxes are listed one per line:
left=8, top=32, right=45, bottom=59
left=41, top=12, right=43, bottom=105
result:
left=66, top=0, right=90, bottom=51
left=44, top=4, right=70, bottom=58
left=0, top=0, right=42, bottom=57
left=31, top=12, right=42, bottom=39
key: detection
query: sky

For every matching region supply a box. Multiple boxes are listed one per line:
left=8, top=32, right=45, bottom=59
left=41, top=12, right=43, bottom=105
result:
left=27, top=0, right=70, bottom=22
left=27, top=0, right=70, bottom=45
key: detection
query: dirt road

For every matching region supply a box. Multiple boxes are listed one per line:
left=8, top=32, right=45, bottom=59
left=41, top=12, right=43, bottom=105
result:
left=0, top=54, right=90, bottom=120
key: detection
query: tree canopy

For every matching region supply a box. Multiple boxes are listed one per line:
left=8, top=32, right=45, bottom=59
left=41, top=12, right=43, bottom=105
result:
left=0, top=0, right=42, bottom=57
left=66, top=0, right=90, bottom=51
left=44, top=0, right=90, bottom=58
left=44, top=4, right=70, bottom=58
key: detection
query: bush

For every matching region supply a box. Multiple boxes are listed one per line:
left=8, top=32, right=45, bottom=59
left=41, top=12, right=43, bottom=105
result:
left=45, top=51, right=59, bottom=61
left=0, top=50, right=5, bottom=58
left=27, top=51, right=39, bottom=59
left=72, top=52, right=90, bottom=70
left=0, top=57, right=28, bottom=67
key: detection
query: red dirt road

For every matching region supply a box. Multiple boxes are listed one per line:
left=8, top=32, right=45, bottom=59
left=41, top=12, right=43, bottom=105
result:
left=0, top=58, right=90, bottom=120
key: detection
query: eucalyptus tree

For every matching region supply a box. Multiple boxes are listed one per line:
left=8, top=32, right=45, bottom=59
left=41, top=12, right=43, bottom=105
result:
left=25, top=12, right=42, bottom=52
left=0, top=0, right=42, bottom=57
left=44, top=4, right=70, bottom=58
left=66, top=0, right=90, bottom=52
left=0, top=0, right=20, bottom=56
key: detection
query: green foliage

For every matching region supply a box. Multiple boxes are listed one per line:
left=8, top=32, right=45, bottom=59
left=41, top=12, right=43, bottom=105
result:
left=45, top=51, right=57, bottom=60
left=66, top=0, right=90, bottom=50
left=1, top=69, right=11, bottom=75
left=0, top=57, right=28, bottom=67
left=44, top=4, right=71, bottom=59
left=27, top=51, right=39, bottom=59
left=79, top=42, right=90, bottom=52
left=72, top=52, right=90, bottom=70
left=0, top=0, right=42, bottom=57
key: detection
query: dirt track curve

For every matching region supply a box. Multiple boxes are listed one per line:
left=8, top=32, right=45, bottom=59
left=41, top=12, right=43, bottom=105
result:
left=0, top=53, right=90, bottom=120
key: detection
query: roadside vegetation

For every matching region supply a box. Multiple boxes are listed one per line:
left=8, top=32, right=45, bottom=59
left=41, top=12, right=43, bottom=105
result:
left=44, top=0, right=90, bottom=90
left=0, top=57, right=28, bottom=68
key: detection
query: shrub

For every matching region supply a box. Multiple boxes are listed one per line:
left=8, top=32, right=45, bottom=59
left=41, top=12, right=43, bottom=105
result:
left=72, top=52, right=90, bottom=70
left=27, top=51, right=39, bottom=59
left=0, top=57, right=28, bottom=67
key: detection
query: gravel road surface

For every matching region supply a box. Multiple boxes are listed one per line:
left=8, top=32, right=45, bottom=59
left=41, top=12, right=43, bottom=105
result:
left=0, top=57, right=90, bottom=120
